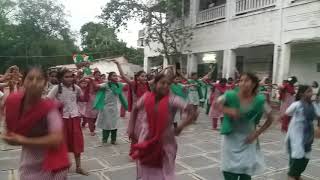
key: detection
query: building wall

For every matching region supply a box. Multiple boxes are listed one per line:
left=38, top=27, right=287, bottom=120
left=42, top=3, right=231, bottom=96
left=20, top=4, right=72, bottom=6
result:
left=289, top=43, right=320, bottom=84
left=190, top=10, right=279, bottom=53
left=282, top=0, right=320, bottom=43
left=236, top=45, right=274, bottom=78
left=143, top=0, right=320, bottom=82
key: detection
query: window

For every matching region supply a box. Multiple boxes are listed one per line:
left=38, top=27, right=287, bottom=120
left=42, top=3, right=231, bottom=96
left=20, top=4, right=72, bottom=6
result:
left=316, top=63, right=320, bottom=72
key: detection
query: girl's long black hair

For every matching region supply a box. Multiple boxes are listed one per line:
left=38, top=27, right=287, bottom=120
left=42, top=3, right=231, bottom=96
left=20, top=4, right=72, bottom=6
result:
left=241, top=72, right=259, bottom=95
left=134, top=70, right=150, bottom=93
left=296, top=85, right=310, bottom=101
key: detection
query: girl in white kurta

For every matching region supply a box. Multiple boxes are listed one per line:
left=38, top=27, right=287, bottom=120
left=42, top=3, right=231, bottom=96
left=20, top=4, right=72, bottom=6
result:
left=94, top=72, right=128, bottom=144
left=285, top=85, right=320, bottom=180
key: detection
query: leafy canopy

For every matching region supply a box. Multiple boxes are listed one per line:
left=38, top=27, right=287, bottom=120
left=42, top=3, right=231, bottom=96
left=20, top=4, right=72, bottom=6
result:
left=100, top=0, right=192, bottom=60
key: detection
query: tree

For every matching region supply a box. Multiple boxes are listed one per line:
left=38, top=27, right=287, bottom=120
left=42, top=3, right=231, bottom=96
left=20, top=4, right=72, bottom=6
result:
left=80, top=22, right=119, bottom=52
left=0, top=0, right=79, bottom=72
left=80, top=22, right=144, bottom=65
left=100, top=0, right=193, bottom=63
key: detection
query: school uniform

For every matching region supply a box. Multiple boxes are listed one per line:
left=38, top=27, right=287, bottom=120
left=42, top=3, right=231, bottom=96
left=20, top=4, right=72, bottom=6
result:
left=285, top=101, right=320, bottom=177
left=48, top=84, right=84, bottom=154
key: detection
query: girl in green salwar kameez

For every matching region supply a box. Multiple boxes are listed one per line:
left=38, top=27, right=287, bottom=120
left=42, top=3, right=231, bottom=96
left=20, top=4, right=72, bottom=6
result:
left=218, top=73, right=274, bottom=180
left=93, top=72, right=128, bottom=144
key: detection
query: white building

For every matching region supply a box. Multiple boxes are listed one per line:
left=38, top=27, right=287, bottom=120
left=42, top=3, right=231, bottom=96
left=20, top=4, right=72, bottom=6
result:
left=143, top=0, right=320, bottom=84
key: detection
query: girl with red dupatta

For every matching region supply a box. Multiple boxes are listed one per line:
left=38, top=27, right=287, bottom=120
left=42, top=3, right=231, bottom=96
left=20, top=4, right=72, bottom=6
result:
left=209, top=78, right=228, bottom=130
left=279, top=76, right=297, bottom=132
left=227, top=77, right=236, bottom=90
left=128, top=74, right=196, bottom=180
left=2, top=67, right=69, bottom=180
left=113, top=61, right=152, bottom=155
left=47, top=68, right=88, bottom=175
left=81, top=70, right=101, bottom=133
left=77, top=77, right=91, bottom=133
left=120, top=77, right=129, bottom=118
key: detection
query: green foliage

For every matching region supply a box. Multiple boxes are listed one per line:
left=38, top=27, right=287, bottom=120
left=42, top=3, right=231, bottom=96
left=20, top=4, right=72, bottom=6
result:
left=80, top=22, right=118, bottom=52
left=80, top=22, right=144, bottom=65
left=100, top=0, right=193, bottom=60
left=0, top=0, right=78, bottom=73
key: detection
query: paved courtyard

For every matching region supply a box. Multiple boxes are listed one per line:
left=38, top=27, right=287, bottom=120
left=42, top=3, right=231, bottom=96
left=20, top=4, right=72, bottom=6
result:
left=1, top=109, right=320, bottom=180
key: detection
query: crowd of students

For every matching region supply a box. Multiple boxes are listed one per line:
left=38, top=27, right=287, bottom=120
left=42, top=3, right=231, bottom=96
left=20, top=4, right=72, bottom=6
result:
left=0, top=63, right=319, bottom=180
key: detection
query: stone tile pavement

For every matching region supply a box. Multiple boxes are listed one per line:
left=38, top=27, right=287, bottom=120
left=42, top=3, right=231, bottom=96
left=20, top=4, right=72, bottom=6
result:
left=1, top=109, right=320, bottom=180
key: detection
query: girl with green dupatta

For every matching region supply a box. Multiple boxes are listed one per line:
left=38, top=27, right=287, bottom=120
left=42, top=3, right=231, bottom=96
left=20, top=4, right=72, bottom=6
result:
left=186, top=72, right=203, bottom=122
left=217, top=72, right=274, bottom=180
left=171, top=75, right=189, bottom=128
left=93, top=72, right=128, bottom=144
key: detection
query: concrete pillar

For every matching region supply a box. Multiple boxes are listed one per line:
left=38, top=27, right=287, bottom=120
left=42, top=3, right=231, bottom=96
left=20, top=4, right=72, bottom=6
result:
left=143, top=57, right=150, bottom=73
left=163, top=57, right=168, bottom=68
left=189, top=0, right=200, bottom=27
left=277, top=44, right=291, bottom=84
left=223, top=49, right=236, bottom=79
left=272, top=45, right=281, bottom=84
left=226, top=0, right=236, bottom=19
left=187, top=54, right=198, bottom=76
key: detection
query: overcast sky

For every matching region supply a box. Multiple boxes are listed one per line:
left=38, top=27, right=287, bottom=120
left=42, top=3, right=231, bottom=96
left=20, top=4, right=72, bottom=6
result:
left=61, top=0, right=143, bottom=48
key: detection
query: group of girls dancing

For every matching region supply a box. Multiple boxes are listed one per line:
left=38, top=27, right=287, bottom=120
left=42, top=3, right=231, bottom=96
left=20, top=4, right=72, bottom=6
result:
left=1, top=63, right=320, bottom=180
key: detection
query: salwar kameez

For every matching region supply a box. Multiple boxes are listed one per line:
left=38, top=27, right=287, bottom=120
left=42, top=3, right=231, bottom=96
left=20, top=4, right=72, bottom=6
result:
left=96, top=83, right=124, bottom=143
left=96, top=92, right=118, bottom=142
left=132, top=95, right=187, bottom=180
left=280, top=92, right=295, bottom=132
left=83, top=93, right=98, bottom=132
left=220, top=91, right=271, bottom=180
left=285, top=101, right=319, bottom=177
left=222, top=121, right=265, bottom=177
left=209, top=87, right=225, bottom=129
left=5, top=91, right=69, bottom=180
left=19, top=110, right=68, bottom=180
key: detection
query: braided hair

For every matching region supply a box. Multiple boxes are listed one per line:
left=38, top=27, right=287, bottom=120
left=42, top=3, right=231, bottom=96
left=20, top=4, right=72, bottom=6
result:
left=57, top=68, right=75, bottom=94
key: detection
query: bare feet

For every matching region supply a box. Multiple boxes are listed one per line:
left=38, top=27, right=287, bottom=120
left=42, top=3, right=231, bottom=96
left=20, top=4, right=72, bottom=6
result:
left=76, top=167, right=89, bottom=176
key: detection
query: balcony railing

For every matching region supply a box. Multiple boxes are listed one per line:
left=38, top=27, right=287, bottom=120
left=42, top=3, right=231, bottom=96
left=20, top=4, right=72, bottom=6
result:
left=196, top=4, right=226, bottom=24
left=236, top=0, right=276, bottom=15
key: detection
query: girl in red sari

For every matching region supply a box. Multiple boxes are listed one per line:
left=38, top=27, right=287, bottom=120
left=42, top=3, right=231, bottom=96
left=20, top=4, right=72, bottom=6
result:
left=128, top=74, right=196, bottom=180
left=2, top=67, right=69, bottom=180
